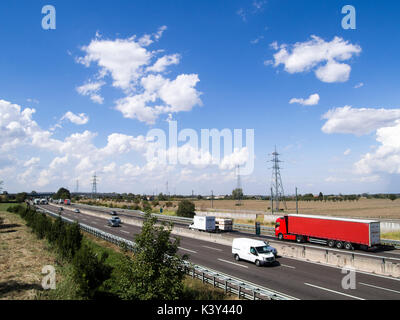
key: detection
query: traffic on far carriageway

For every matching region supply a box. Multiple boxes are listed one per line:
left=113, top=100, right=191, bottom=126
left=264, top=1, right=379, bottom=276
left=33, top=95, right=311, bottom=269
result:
left=275, top=214, right=381, bottom=251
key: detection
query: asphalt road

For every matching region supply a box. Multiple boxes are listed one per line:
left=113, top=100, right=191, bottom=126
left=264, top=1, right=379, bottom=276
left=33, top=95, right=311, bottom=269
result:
left=69, top=202, right=400, bottom=261
left=39, top=203, right=400, bottom=300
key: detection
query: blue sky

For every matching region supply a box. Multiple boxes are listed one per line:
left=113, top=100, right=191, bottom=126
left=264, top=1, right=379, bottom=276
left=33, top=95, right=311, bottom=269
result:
left=1, top=0, right=400, bottom=195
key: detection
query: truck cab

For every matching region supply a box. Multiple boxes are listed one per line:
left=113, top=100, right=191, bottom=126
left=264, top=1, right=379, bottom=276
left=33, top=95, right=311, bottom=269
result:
left=275, top=216, right=296, bottom=241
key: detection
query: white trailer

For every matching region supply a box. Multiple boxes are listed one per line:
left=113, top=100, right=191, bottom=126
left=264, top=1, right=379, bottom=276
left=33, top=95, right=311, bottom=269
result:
left=189, top=216, right=216, bottom=232
left=216, top=218, right=233, bottom=231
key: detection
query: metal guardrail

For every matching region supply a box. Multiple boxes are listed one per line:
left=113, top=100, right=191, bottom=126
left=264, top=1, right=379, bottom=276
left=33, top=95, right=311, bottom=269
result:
left=35, top=206, right=293, bottom=300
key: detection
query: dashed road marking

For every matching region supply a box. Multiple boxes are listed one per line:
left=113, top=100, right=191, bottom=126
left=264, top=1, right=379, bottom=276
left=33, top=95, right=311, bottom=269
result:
left=218, top=259, right=249, bottom=269
left=304, top=283, right=365, bottom=300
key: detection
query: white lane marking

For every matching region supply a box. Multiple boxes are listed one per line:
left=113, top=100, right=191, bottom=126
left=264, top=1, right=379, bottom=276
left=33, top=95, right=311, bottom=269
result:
left=178, top=247, right=197, bottom=254
left=202, top=245, right=223, bottom=252
left=359, top=282, right=400, bottom=294
left=304, top=283, right=365, bottom=300
left=121, top=230, right=130, bottom=234
left=92, top=221, right=98, bottom=225
left=281, top=264, right=296, bottom=269
left=218, top=259, right=249, bottom=269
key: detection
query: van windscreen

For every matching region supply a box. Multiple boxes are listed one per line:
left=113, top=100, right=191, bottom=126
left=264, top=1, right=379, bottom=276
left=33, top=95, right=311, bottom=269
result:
left=255, top=246, right=271, bottom=254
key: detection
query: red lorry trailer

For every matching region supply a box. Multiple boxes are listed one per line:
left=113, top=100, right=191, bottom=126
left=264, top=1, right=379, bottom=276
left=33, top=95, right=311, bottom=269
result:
left=275, top=214, right=380, bottom=250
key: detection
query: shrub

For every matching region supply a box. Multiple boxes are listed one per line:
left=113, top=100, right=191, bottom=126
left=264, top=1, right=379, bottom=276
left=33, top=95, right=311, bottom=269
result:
left=177, top=200, right=195, bottom=218
left=72, top=244, right=112, bottom=299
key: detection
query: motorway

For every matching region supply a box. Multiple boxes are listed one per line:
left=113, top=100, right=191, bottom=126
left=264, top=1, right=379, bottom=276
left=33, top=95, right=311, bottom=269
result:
left=69, top=202, right=400, bottom=261
left=39, top=203, right=400, bottom=300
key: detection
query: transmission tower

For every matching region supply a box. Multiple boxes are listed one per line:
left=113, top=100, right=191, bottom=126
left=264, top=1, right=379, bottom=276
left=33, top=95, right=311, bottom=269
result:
left=269, top=147, right=287, bottom=212
left=235, top=165, right=242, bottom=206
left=75, top=179, right=79, bottom=193
left=91, top=172, right=98, bottom=199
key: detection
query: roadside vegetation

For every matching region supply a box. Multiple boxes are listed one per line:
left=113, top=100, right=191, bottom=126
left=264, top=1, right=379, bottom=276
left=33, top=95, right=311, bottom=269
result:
left=1, top=204, right=233, bottom=300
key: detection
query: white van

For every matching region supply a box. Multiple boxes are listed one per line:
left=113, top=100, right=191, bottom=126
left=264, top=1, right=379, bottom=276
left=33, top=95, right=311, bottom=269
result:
left=232, top=238, right=276, bottom=267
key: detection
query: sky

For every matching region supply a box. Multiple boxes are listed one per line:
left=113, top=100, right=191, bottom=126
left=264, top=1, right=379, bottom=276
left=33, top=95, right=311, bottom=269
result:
left=0, top=0, right=400, bottom=195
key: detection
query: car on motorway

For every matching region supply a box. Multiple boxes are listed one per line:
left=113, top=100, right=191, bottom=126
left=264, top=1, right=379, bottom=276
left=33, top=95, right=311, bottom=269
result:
left=74, top=209, right=80, bottom=213
left=110, top=211, right=118, bottom=216
left=232, top=238, right=276, bottom=267
left=108, top=216, right=121, bottom=227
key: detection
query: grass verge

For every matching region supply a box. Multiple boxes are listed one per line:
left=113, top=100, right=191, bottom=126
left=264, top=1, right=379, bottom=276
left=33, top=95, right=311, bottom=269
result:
left=1, top=204, right=236, bottom=300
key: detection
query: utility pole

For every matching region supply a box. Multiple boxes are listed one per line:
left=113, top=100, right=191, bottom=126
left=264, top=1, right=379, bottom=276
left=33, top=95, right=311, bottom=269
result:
left=235, top=165, right=242, bottom=206
left=91, top=172, right=97, bottom=199
left=296, top=187, right=299, bottom=214
left=211, top=190, right=214, bottom=209
left=269, top=147, right=287, bottom=213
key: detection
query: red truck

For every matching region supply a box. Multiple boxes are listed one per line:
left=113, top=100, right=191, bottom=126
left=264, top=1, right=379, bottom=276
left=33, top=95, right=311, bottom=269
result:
left=64, top=199, right=71, bottom=205
left=275, top=214, right=380, bottom=250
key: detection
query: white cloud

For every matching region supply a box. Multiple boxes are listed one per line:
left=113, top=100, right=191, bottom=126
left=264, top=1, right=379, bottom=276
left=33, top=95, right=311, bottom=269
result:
left=76, top=81, right=105, bottom=104
left=77, top=28, right=202, bottom=124
left=354, top=82, right=364, bottom=89
left=270, top=35, right=361, bottom=83
left=355, top=120, right=400, bottom=175
left=219, top=147, right=250, bottom=170
left=61, top=111, right=89, bottom=125
left=344, top=149, right=351, bottom=156
left=314, top=60, right=351, bottom=83
left=116, top=74, right=202, bottom=124
left=289, top=93, right=320, bottom=106
left=24, top=157, right=40, bottom=167
left=146, top=54, right=180, bottom=73
left=322, top=106, right=400, bottom=136
left=322, top=105, right=400, bottom=177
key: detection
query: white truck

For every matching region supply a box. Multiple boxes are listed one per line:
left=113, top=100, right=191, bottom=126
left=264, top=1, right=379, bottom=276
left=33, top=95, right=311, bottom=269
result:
left=232, top=238, right=276, bottom=267
left=189, top=216, right=216, bottom=232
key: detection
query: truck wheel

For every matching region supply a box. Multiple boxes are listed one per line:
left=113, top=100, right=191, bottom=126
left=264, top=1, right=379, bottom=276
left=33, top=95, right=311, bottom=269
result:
left=336, top=241, right=343, bottom=249
left=327, top=240, right=335, bottom=248
left=344, top=242, right=353, bottom=250
left=296, top=235, right=303, bottom=243
left=278, top=233, right=284, bottom=241
left=255, top=260, right=261, bottom=267
left=234, top=254, right=240, bottom=262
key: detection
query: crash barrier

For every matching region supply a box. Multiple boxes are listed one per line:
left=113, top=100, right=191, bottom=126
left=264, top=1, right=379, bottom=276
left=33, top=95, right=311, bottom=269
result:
left=35, top=207, right=293, bottom=300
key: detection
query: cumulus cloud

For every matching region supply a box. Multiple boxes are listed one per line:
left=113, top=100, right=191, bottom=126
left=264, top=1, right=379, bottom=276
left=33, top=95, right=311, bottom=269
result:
left=322, top=105, right=400, bottom=176
left=321, top=106, right=400, bottom=136
left=355, top=120, right=400, bottom=175
left=76, top=27, right=202, bottom=123
left=76, top=81, right=105, bottom=104
left=0, top=98, right=248, bottom=191
left=344, top=149, right=351, bottom=156
left=61, top=111, right=89, bottom=125
left=269, top=35, right=361, bottom=83
left=290, top=93, right=320, bottom=106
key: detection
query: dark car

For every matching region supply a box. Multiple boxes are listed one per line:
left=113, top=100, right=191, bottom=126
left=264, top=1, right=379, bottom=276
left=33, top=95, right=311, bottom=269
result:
left=110, top=211, right=118, bottom=216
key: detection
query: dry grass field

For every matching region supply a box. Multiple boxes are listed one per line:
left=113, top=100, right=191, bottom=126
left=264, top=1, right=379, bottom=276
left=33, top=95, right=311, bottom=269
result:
left=192, top=198, right=400, bottom=219
left=0, top=208, right=57, bottom=300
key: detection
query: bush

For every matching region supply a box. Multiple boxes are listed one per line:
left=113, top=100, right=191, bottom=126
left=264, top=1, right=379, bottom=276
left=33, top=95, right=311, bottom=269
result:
left=113, top=213, right=187, bottom=300
left=177, top=200, right=195, bottom=218
left=72, top=244, right=112, bottom=299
